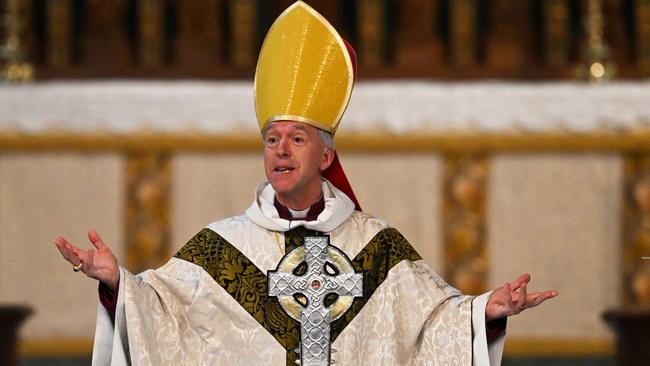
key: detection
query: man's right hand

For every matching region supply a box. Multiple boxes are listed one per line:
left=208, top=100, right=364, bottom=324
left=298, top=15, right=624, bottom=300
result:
left=54, top=230, right=120, bottom=291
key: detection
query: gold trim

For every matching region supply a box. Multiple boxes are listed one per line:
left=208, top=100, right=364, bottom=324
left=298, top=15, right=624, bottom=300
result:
left=443, top=154, right=488, bottom=295
left=504, top=338, right=614, bottom=357
left=18, top=337, right=613, bottom=357
left=636, top=0, right=650, bottom=76
left=139, top=0, right=164, bottom=67
left=358, top=0, right=385, bottom=66
left=1, top=0, right=35, bottom=82
left=47, top=0, right=72, bottom=67
left=276, top=246, right=355, bottom=321
left=543, top=0, right=569, bottom=66
left=3, top=132, right=650, bottom=152
left=19, top=338, right=93, bottom=357
left=265, top=115, right=335, bottom=134
left=622, top=154, right=650, bottom=304
left=229, top=0, right=256, bottom=67
left=125, top=152, right=171, bottom=273
left=450, top=0, right=478, bottom=66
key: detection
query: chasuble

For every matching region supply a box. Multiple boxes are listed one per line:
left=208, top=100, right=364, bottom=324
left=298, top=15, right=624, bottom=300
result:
left=91, top=180, right=505, bottom=365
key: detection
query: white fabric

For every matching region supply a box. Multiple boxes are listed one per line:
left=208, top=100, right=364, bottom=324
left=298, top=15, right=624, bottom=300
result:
left=245, top=179, right=356, bottom=234
left=472, top=292, right=505, bottom=365
left=288, top=206, right=310, bottom=218
left=92, top=266, right=129, bottom=366
left=2, top=81, right=650, bottom=134
left=91, top=181, right=504, bottom=365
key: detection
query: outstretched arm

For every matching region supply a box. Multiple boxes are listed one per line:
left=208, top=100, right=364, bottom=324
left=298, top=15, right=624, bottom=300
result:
left=54, top=230, right=120, bottom=291
left=486, top=273, right=558, bottom=322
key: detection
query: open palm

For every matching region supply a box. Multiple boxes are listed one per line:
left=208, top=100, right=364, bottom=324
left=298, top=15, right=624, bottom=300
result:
left=486, top=273, right=558, bottom=322
left=54, top=230, right=120, bottom=291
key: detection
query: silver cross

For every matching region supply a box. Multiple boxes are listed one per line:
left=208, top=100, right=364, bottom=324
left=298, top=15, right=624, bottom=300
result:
left=268, top=236, right=363, bottom=366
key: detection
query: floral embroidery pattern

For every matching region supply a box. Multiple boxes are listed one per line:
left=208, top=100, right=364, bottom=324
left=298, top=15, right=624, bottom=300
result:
left=331, top=227, right=422, bottom=341
left=175, top=226, right=422, bottom=365
left=175, top=228, right=300, bottom=361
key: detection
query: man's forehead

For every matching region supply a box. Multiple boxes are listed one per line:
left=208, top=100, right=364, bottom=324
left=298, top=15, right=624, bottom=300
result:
left=264, top=121, right=317, bottom=134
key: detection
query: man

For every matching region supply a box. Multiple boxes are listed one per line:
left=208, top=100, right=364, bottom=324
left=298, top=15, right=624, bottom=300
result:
left=55, top=2, right=557, bottom=365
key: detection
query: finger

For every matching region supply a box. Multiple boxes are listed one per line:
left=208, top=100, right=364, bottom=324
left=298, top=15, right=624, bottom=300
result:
left=88, top=230, right=106, bottom=250
left=85, top=250, right=95, bottom=272
left=517, top=282, right=527, bottom=309
left=55, top=237, right=77, bottom=253
left=508, top=273, right=531, bottom=291
left=70, top=245, right=92, bottom=265
left=527, top=290, right=559, bottom=307
left=54, top=239, right=76, bottom=263
left=54, top=237, right=70, bottom=253
left=54, top=236, right=69, bottom=247
left=55, top=237, right=83, bottom=263
left=502, top=282, right=513, bottom=303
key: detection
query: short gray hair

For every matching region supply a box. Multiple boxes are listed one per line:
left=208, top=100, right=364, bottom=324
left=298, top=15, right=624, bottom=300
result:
left=318, top=129, right=335, bottom=150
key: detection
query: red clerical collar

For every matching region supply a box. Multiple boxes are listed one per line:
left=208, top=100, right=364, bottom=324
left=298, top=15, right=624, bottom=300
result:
left=274, top=195, right=325, bottom=221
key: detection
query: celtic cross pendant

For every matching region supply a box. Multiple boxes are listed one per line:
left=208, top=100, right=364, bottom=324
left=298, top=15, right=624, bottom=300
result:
left=268, top=236, right=363, bottom=366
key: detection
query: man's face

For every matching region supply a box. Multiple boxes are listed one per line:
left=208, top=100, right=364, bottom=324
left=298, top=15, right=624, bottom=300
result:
left=263, top=121, right=333, bottom=205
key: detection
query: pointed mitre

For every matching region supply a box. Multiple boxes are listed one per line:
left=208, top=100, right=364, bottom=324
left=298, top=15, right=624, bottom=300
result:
left=254, top=1, right=355, bottom=134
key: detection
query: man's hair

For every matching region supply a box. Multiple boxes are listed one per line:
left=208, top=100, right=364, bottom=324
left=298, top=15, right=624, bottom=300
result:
left=318, top=129, right=334, bottom=150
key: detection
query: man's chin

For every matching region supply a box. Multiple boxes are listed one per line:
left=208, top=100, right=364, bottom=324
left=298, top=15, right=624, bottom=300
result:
left=268, top=180, right=295, bottom=195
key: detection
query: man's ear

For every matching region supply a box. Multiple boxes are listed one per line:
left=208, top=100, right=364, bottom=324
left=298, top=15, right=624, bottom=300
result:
left=320, top=148, right=335, bottom=171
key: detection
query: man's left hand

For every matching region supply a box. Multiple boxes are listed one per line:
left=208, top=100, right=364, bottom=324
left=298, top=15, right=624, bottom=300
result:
left=486, top=273, right=558, bottom=322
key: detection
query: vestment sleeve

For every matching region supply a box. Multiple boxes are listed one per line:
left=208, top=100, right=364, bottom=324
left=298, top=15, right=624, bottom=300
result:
left=471, top=292, right=506, bottom=365
left=98, top=282, right=118, bottom=324
left=91, top=259, right=206, bottom=366
left=92, top=266, right=131, bottom=366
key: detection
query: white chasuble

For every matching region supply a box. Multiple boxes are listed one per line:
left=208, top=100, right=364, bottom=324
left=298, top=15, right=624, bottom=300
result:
left=92, top=180, right=504, bottom=365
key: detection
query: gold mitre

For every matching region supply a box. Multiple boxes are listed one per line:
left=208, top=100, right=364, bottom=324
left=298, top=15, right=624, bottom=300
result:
left=254, top=1, right=355, bottom=134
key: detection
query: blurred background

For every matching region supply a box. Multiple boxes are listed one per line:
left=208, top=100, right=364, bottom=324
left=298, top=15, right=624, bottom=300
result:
left=1, top=0, right=650, bottom=365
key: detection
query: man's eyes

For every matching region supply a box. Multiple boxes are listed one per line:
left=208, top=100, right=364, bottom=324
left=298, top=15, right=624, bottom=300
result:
left=265, top=135, right=306, bottom=145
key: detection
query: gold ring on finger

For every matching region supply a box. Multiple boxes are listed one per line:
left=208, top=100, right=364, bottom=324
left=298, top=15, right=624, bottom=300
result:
left=72, top=261, right=84, bottom=272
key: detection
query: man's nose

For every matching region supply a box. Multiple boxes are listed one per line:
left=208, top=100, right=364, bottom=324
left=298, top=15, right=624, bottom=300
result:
left=276, top=137, right=290, bottom=156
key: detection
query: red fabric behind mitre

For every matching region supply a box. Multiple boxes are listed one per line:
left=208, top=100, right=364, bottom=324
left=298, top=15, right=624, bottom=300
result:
left=343, top=39, right=358, bottom=80
left=323, top=152, right=362, bottom=211
left=322, top=39, right=362, bottom=212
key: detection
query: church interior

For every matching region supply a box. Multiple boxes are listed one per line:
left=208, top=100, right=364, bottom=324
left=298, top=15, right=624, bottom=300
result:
left=1, top=0, right=650, bottom=365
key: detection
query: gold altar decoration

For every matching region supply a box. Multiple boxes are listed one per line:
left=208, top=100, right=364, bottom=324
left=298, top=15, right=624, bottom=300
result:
left=125, top=153, right=171, bottom=273
left=46, top=0, right=71, bottom=67
left=636, top=0, right=650, bottom=76
left=450, top=0, right=478, bottom=67
left=139, top=0, right=164, bottom=67
left=358, top=0, right=385, bottom=66
left=175, top=0, right=221, bottom=67
left=623, top=155, right=650, bottom=304
left=442, top=154, right=488, bottom=295
left=229, top=0, right=256, bottom=67
left=0, top=0, right=33, bottom=82
left=544, top=0, right=570, bottom=67
left=577, top=0, right=615, bottom=81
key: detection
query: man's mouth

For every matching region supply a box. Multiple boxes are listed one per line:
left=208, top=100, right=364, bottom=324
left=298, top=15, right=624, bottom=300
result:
left=274, top=167, right=295, bottom=174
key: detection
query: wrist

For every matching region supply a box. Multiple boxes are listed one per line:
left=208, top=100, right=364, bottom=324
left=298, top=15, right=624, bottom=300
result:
left=108, top=269, right=120, bottom=291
